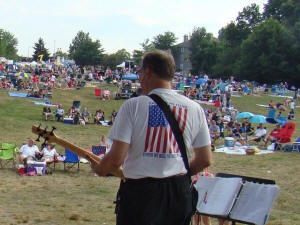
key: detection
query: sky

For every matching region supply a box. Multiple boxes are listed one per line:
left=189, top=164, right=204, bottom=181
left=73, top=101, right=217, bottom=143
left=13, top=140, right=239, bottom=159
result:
left=0, top=0, right=268, bottom=57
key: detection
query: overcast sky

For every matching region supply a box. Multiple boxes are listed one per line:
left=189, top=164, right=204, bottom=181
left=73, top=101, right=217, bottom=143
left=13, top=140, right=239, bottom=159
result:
left=0, top=0, right=268, bottom=57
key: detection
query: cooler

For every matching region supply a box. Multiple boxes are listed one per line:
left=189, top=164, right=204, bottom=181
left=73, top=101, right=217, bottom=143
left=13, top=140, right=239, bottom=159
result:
left=63, top=118, right=73, bottom=124
left=26, top=161, right=47, bottom=176
left=224, top=137, right=235, bottom=147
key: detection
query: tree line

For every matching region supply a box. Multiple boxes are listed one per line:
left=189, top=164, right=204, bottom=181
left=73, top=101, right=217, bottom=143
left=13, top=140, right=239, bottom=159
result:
left=0, top=0, right=299, bottom=85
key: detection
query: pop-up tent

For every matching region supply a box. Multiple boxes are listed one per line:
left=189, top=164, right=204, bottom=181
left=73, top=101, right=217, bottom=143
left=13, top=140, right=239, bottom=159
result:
left=117, top=62, right=126, bottom=68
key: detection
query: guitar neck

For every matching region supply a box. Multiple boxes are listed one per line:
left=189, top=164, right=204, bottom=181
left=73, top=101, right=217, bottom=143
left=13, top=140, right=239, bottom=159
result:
left=54, top=137, right=124, bottom=179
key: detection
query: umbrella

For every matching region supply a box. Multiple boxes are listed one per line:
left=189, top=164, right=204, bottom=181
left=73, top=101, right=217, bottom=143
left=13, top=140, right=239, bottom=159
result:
left=249, top=115, right=266, bottom=124
left=236, top=112, right=254, bottom=119
left=196, top=78, right=206, bottom=85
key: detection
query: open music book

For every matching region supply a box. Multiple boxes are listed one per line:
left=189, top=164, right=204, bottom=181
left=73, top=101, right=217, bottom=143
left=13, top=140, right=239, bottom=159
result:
left=195, top=176, right=279, bottom=225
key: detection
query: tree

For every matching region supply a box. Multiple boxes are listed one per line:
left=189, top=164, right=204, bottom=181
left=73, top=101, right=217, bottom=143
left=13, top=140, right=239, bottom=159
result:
left=214, top=4, right=263, bottom=78
left=264, top=0, right=300, bottom=41
left=0, top=29, right=18, bottom=59
left=189, top=27, right=220, bottom=74
left=32, top=38, right=50, bottom=61
left=152, top=31, right=177, bottom=50
left=237, top=19, right=298, bottom=84
left=264, top=0, right=300, bottom=26
left=69, top=31, right=104, bottom=66
left=140, top=38, right=155, bottom=52
left=54, top=49, right=69, bottom=59
left=132, top=49, right=144, bottom=66
left=102, top=49, right=131, bottom=70
left=237, top=4, right=263, bottom=32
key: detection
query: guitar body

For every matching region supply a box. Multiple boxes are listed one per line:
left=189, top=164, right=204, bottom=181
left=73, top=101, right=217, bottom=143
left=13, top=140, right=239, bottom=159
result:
left=32, top=125, right=124, bottom=179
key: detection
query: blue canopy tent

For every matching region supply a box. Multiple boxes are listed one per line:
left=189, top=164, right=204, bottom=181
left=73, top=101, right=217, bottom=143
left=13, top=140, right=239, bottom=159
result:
left=122, top=74, right=139, bottom=80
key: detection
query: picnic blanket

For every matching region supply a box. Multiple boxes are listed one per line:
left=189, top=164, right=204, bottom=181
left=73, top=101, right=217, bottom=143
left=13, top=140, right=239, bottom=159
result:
left=232, top=94, right=242, bottom=97
left=268, top=94, right=293, bottom=99
left=195, top=100, right=215, bottom=106
left=32, top=101, right=58, bottom=107
left=215, top=146, right=274, bottom=155
left=99, top=120, right=111, bottom=126
left=8, top=92, right=48, bottom=100
left=256, top=104, right=269, bottom=108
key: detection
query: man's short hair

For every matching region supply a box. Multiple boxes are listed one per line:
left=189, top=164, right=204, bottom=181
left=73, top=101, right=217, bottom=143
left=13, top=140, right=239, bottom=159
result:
left=142, top=50, right=175, bottom=81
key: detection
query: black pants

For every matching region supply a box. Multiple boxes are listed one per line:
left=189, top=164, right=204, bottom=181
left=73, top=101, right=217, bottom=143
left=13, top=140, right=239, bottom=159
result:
left=116, top=175, right=193, bottom=225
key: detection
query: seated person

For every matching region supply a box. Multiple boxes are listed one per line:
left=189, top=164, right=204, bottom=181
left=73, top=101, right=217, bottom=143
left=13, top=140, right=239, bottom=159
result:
left=103, top=88, right=111, bottom=100
left=110, top=109, right=117, bottom=125
left=18, top=139, right=41, bottom=164
left=73, top=111, right=82, bottom=125
left=264, top=124, right=282, bottom=148
left=209, top=120, right=220, bottom=145
left=81, top=107, right=90, bottom=123
left=55, top=105, right=65, bottom=122
left=276, top=102, right=287, bottom=111
left=68, top=106, right=77, bottom=118
left=99, top=135, right=110, bottom=149
left=241, top=122, right=254, bottom=135
left=27, top=88, right=35, bottom=97
left=42, top=106, right=54, bottom=121
left=41, top=143, right=58, bottom=163
left=94, top=109, right=105, bottom=125
left=247, top=123, right=267, bottom=142
left=230, top=123, right=247, bottom=145
left=216, top=117, right=224, bottom=138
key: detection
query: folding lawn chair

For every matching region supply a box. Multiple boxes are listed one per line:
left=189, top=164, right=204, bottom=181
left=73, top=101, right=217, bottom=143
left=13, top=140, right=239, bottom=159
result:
left=94, top=88, right=102, bottom=99
left=0, top=148, right=17, bottom=169
left=274, top=123, right=296, bottom=151
left=0, top=143, right=18, bottom=169
left=63, top=149, right=80, bottom=171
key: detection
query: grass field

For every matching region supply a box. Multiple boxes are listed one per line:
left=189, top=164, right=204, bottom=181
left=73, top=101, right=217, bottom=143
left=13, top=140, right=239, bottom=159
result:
left=0, top=85, right=299, bottom=225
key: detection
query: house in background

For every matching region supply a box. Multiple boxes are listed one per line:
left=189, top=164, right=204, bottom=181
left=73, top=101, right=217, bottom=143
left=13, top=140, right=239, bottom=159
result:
left=174, top=35, right=192, bottom=76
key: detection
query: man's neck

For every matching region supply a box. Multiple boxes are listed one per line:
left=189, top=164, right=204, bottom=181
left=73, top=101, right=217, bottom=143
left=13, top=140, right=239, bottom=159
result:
left=145, top=78, right=171, bottom=94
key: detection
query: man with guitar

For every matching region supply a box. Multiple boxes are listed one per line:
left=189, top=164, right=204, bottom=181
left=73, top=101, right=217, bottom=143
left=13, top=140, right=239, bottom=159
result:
left=90, top=50, right=212, bottom=225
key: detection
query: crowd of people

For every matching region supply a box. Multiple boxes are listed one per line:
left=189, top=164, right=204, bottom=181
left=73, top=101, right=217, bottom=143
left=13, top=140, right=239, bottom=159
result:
left=42, top=104, right=117, bottom=126
left=1, top=49, right=298, bottom=225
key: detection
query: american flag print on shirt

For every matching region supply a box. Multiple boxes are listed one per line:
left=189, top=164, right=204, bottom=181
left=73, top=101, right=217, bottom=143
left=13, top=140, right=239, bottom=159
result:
left=92, top=146, right=107, bottom=157
left=143, top=103, right=188, bottom=159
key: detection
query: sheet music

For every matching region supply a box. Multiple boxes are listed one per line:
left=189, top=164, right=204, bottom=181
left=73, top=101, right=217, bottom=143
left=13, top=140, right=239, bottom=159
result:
left=230, top=182, right=279, bottom=225
left=195, top=176, right=243, bottom=216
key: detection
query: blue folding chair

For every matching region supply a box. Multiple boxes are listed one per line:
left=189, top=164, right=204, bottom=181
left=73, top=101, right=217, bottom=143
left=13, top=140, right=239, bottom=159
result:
left=63, top=149, right=80, bottom=171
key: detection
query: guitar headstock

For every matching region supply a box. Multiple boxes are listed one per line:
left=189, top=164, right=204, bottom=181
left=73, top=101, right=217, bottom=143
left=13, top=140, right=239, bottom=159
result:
left=32, top=124, right=58, bottom=144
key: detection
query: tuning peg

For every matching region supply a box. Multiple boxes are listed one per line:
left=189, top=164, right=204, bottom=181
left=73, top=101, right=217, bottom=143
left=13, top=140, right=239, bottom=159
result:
left=37, top=123, right=42, bottom=131
left=50, top=126, right=56, bottom=135
left=43, top=126, right=48, bottom=134
left=42, top=137, right=49, bottom=146
left=36, top=135, right=41, bottom=142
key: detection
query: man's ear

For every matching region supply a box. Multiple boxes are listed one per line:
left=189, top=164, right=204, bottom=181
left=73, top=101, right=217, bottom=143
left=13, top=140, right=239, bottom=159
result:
left=144, top=67, right=152, bottom=76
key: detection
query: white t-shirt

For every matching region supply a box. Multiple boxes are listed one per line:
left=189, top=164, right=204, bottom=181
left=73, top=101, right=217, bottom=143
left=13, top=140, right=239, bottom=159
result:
left=290, top=101, right=295, bottom=109
left=108, top=88, right=211, bottom=179
left=42, top=147, right=57, bottom=159
left=255, top=128, right=267, bottom=137
left=19, top=144, right=39, bottom=158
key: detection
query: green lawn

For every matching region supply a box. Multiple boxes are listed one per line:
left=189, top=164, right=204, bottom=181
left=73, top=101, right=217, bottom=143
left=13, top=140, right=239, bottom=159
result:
left=0, top=86, right=299, bottom=225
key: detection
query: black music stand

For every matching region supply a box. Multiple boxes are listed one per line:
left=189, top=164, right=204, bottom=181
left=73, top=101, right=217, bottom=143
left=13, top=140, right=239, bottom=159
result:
left=196, top=173, right=276, bottom=225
